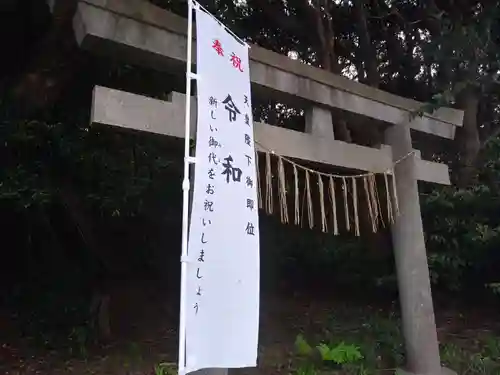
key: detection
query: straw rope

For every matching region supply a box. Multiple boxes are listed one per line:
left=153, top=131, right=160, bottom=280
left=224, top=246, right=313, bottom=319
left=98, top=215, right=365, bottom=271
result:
left=255, top=141, right=414, bottom=235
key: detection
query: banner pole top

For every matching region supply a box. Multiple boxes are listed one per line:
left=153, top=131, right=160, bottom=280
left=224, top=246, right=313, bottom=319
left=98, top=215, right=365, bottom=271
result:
left=191, top=0, right=250, bottom=48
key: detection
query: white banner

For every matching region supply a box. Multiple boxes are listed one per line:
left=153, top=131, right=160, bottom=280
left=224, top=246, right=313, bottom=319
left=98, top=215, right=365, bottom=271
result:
left=185, top=6, right=260, bottom=373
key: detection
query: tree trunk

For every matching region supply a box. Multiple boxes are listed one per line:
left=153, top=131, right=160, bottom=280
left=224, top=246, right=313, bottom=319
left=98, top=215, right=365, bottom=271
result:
left=59, top=185, right=116, bottom=340
left=454, top=86, right=480, bottom=188
left=350, top=0, right=392, bottom=257
left=333, top=118, right=352, bottom=142
left=12, top=0, right=79, bottom=112
left=353, top=0, right=379, bottom=87
left=90, top=291, right=111, bottom=340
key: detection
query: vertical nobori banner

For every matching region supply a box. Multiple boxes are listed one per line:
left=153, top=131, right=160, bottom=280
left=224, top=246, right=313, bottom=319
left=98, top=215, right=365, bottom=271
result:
left=185, top=5, right=260, bottom=373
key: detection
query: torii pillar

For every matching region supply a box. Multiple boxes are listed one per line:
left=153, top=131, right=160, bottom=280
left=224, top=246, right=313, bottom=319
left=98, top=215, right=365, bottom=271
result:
left=386, top=124, right=453, bottom=375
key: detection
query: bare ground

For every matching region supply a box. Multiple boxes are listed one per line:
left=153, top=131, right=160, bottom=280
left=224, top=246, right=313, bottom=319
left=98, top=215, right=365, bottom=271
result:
left=2, top=289, right=499, bottom=375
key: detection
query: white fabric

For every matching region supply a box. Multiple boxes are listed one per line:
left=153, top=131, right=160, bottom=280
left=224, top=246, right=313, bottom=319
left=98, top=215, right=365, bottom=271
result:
left=185, top=6, right=260, bottom=373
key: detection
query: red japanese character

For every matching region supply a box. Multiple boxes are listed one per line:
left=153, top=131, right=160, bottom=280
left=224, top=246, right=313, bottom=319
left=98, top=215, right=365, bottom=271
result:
left=212, top=39, right=224, bottom=56
left=230, top=52, right=244, bottom=72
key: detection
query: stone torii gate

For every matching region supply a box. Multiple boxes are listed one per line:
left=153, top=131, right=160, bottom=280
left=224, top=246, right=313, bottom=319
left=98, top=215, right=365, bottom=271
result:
left=59, top=1, right=464, bottom=374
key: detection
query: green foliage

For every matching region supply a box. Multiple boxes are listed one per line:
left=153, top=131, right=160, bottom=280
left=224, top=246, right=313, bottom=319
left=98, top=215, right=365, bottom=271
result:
left=293, top=311, right=500, bottom=375
left=295, top=363, right=318, bottom=375
left=422, top=137, right=500, bottom=293
left=440, top=339, right=500, bottom=374
left=316, top=342, right=363, bottom=364
left=296, top=333, right=363, bottom=365
left=295, top=333, right=313, bottom=356
left=293, top=333, right=363, bottom=374
left=154, top=362, right=177, bottom=375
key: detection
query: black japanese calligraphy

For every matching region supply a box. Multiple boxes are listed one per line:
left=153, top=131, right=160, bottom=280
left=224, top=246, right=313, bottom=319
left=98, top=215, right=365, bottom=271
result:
left=196, top=268, right=203, bottom=279
left=198, top=249, right=205, bottom=262
left=211, top=110, right=216, bottom=120
left=245, top=154, right=252, bottom=166
left=222, top=94, right=241, bottom=122
left=247, top=199, right=254, bottom=210
left=208, top=153, right=218, bottom=164
left=244, top=114, right=250, bottom=126
left=202, top=219, right=211, bottom=226
left=210, top=124, right=217, bottom=132
left=244, top=134, right=251, bottom=146
left=246, top=222, right=255, bottom=235
left=197, top=286, right=202, bottom=296
left=204, top=200, right=214, bottom=212
left=244, top=95, right=249, bottom=106
left=246, top=176, right=254, bottom=188
left=206, top=184, right=215, bottom=195
left=221, top=155, right=243, bottom=183
left=208, top=136, right=221, bottom=148
left=201, top=233, right=208, bottom=243
left=208, top=169, right=215, bottom=179
left=194, top=303, right=199, bottom=314
left=209, top=96, right=218, bottom=107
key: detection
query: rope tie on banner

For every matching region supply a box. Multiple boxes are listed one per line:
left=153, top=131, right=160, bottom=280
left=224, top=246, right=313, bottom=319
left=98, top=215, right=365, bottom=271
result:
left=253, top=140, right=415, bottom=235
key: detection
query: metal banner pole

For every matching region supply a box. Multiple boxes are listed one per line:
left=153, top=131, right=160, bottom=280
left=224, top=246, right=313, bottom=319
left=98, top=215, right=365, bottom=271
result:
left=178, top=1, right=195, bottom=374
